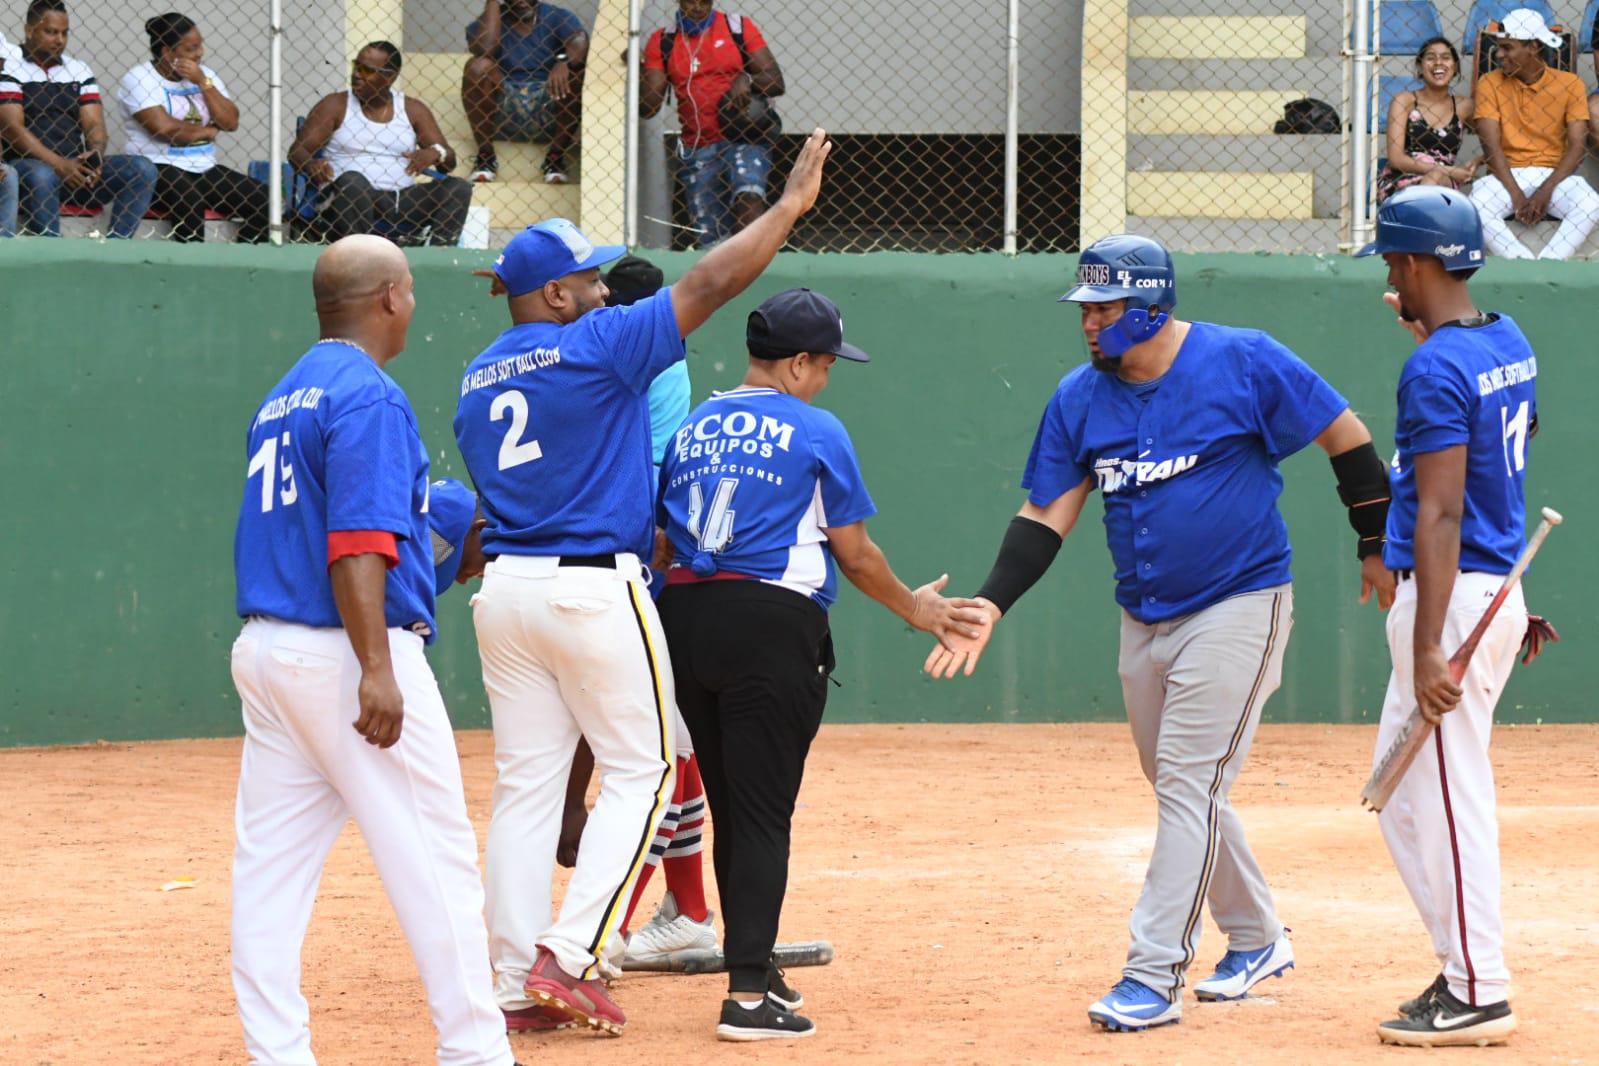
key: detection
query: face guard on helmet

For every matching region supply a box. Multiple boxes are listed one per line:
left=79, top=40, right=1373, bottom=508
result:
left=1060, top=234, right=1178, bottom=362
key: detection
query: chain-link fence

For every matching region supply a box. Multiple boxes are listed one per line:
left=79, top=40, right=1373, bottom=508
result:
left=1353, top=0, right=1599, bottom=260
left=632, top=0, right=1080, bottom=253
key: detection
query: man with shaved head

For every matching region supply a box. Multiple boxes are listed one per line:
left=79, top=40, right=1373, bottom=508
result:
left=229, top=235, right=515, bottom=1065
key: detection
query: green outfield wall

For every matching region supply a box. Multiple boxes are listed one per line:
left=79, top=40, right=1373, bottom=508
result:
left=0, top=242, right=1589, bottom=746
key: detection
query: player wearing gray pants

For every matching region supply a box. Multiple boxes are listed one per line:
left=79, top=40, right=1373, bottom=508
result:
left=1119, top=585, right=1290, bottom=995
left=928, top=234, right=1395, bottom=1032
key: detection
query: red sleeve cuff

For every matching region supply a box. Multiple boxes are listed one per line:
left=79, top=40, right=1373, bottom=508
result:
left=327, top=530, right=400, bottom=569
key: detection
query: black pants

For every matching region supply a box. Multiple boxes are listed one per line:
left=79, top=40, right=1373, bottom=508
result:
left=317, top=170, right=474, bottom=246
left=658, top=580, right=833, bottom=994
left=152, top=163, right=269, bottom=243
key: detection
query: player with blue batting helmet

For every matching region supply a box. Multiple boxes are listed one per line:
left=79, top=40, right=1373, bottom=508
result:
left=1356, top=185, right=1484, bottom=275
left=1059, top=234, right=1177, bottom=363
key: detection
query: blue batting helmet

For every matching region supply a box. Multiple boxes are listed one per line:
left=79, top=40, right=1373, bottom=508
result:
left=1355, top=186, right=1484, bottom=273
left=1060, top=234, right=1177, bottom=358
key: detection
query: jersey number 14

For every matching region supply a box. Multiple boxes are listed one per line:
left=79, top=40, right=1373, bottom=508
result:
left=1501, top=400, right=1529, bottom=476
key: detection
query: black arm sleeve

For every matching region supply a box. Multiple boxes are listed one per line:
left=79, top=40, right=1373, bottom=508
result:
left=974, top=516, right=1064, bottom=615
left=1330, top=441, right=1391, bottom=560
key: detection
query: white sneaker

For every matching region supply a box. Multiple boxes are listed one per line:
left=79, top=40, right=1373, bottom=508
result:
left=596, top=931, right=625, bottom=982
left=623, top=890, right=717, bottom=964
left=1193, top=932, right=1295, bottom=1001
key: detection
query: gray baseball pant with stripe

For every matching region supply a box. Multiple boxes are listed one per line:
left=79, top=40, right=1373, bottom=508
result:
left=1117, top=584, right=1291, bottom=999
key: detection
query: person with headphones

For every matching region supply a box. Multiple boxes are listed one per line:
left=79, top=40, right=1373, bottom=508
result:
left=925, top=234, right=1392, bottom=1033
left=640, top=0, right=784, bottom=248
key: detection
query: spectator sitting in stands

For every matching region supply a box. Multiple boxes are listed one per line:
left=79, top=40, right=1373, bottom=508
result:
left=1377, top=37, right=1481, bottom=203
left=641, top=0, right=784, bottom=248
left=0, top=32, right=15, bottom=237
left=289, top=42, right=472, bottom=247
left=1470, top=8, right=1599, bottom=259
left=117, top=12, right=268, bottom=243
left=0, top=0, right=157, bottom=238
left=461, top=0, right=587, bottom=184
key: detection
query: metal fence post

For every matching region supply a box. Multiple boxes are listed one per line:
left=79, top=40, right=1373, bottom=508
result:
left=1003, top=0, right=1019, bottom=255
left=1350, top=0, right=1372, bottom=251
left=268, top=0, right=283, bottom=246
left=626, top=0, right=641, bottom=247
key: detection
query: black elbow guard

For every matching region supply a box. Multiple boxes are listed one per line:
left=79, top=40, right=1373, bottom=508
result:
left=1330, top=442, right=1391, bottom=560
left=974, top=516, right=1063, bottom=615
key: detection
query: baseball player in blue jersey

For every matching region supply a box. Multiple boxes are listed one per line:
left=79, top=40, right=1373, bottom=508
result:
left=454, top=131, right=834, bottom=1037
left=656, top=288, right=987, bottom=1040
left=229, top=236, right=513, bottom=1066
left=1356, top=187, right=1555, bottom=1046
left=926, top=234, right=1396, bottom=1032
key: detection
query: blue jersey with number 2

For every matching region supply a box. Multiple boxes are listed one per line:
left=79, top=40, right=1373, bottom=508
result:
left=1384, top=314, right=1535, bottom=574
left=658, top=388, right=876, bottom=610
left=454, top=288, right=685, bottom=558
left=234, top=342, right=436, bottom=639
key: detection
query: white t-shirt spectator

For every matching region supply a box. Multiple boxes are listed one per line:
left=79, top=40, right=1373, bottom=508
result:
left=117, top=61, right=228, bottom=173
left=0, top=33, right=22, bottom=70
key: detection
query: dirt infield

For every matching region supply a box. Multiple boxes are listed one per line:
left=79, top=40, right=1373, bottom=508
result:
left=3, top=723, right=1597, bottom=1064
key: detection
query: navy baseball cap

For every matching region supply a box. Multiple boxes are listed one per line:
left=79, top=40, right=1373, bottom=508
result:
left=603, top=255, right=664, bottom=307
left=493, top=218, right=625, bottom=298
left=746, top=288, right=870, bottom=363
left=427, top=478, right=478, bottom=595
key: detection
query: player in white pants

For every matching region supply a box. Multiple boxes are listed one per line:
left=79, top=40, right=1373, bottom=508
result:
left=1469, top=12, right=1599, bottom=260
left=1357, top=185, right=1555, bottom=1046
left=229, top=237, right=512, bottom=1066
left=453, top=133, right=833, bottom=1036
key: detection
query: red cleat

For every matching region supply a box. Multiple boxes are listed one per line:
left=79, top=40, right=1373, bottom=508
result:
left=522, top=948, right=627, bottom=1036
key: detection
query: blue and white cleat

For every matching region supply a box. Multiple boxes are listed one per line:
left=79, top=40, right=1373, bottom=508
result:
left=1088, top=978, right=1182, bottom=1032
left=1193, top=932, right=1295, bottom=1001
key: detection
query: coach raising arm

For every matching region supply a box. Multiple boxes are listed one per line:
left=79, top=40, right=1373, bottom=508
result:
left=456, top=130, right=834, bottom=1037
left=926, top=235, right=1391, bottom=1033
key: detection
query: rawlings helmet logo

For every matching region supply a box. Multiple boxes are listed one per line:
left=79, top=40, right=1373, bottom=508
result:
left=1435, top=243, right=1465, bottom=257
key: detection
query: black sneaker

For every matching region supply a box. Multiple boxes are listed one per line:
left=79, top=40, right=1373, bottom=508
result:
left=470, top=151, right=497, bottom=182
left=716, top=997, right=815, bottom=1042
left=1377, top=987, right=1516, bottom=1047
left=1397, top=972, right=1447, bottom=1016
left=766, top=962, right=803, bottom=1010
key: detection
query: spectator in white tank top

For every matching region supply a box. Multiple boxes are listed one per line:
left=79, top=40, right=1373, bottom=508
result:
left=288, top=42, right=473, bottom=246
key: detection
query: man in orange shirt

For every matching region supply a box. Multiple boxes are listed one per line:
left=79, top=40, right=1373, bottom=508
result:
left=1469, top=8, right=1599, bottom=259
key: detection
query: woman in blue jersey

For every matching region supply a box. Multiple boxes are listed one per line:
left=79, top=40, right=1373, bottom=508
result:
left=655, top=288, right=987, bottom=1040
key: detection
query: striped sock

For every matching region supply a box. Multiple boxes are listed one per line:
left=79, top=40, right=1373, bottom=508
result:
left=663, top=754, right=708, bottom=922
left=620, top=796, right=678, bottom=936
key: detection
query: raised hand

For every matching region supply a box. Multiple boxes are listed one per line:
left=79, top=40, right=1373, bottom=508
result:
left=778, top=128, right=832, bottom=216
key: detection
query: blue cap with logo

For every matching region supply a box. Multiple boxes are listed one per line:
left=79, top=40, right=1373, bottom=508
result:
left=427, top=478, right=479, bottom=596
left=745, top=288, right=870, bottom=363
left=492, top=218, right=626, bottom=297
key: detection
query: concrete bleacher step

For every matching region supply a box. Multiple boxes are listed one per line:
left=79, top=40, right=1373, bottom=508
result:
left=468, top=179, right=579, bottom=228
left=1130, top=134, right=1342, bottom=217
left=1130, top=89, right=1309, bottom=136
left=1126, top=215, right=1342, bottom=254
left=1131, top=15, right=1306, bottom=58
left=1129, top=171, right=1313, bottom=219
left=1129, top=57, right=1343, bottom=97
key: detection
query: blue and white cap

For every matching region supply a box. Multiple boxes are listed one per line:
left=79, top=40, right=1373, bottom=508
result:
left=427, top=478, right=478, bottom=595
left=493, top=218, right=626, bottom=297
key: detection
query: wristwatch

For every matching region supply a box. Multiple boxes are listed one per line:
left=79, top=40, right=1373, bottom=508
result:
left=201, top=76, right=215, bottom=90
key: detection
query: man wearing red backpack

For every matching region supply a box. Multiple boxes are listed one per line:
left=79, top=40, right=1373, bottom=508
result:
left=641, top=0, right=785, bottom=247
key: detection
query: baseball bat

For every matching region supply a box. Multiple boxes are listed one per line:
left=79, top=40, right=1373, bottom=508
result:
left=1361, top=506, right=1563, bottom=812
left=619, top=940, right=834, bottom=974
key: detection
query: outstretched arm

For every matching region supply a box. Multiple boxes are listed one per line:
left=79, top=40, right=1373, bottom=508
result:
left=924, top=479, right=1090, bottom=679
left=666, top=128, right=831, bottom=337
left=825, top=521, right=989, bottom=648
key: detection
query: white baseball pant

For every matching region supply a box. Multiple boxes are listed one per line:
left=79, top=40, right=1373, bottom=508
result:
left=229, top=619, right=512, bottom=1066
left=1375, top=572, right=1526, bottom=1007
left=1469, top=167, right=1599, bottom=260
left=472, top=553, right=674, bottom=1006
